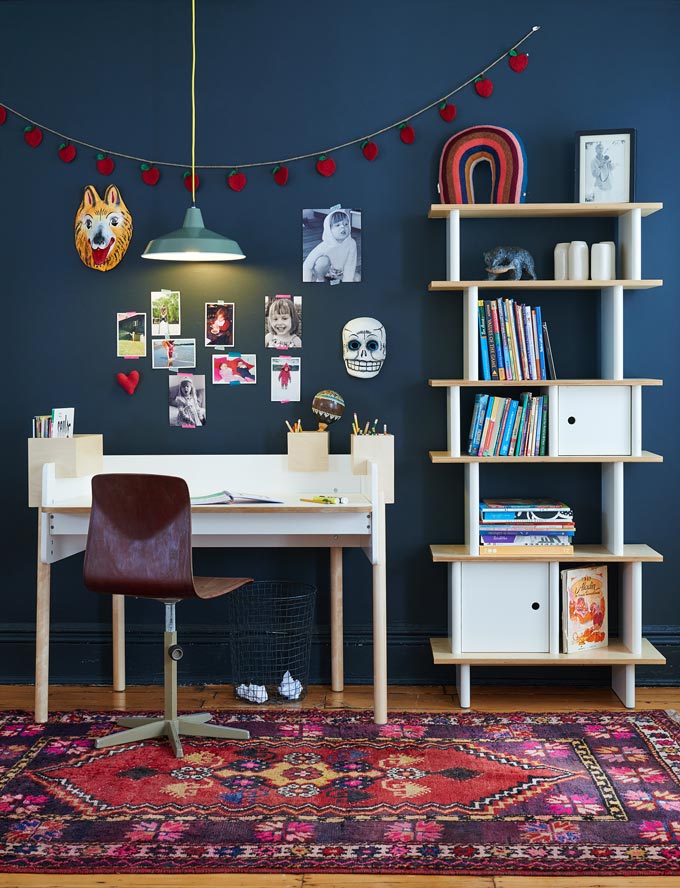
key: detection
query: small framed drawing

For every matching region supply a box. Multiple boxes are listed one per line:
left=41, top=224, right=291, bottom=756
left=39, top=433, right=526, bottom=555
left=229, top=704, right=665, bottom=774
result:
left=575, top=129, right=636, bottom=204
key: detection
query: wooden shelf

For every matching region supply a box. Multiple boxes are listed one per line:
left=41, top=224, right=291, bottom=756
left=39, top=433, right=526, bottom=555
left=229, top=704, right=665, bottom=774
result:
left=428, top=279, right=662, bottom=291
left=429, top=450, right=663, bottom=464
left=429, top=378, right=663, bottom=387
left=430, top=636, right=666, bottom=666
left=430, top=543, right=663, bottom=563
left=428, top=202, right=663, bottom=219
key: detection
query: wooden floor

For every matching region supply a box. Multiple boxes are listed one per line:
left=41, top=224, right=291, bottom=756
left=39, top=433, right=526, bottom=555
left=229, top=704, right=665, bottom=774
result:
left=2, top=683, right=680, bottom=888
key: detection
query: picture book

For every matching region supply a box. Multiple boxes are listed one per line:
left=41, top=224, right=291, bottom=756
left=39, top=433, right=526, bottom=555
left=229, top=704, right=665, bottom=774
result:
left=480, top=499, right=574, bottom=522
left=479, top=544, right=574, bottom=556
left=480, top=533, right=573, bottom=546
left=51, top=407, right=75, bottom=438
left=190, top=491, right=284, bottom=505
left=561, top=564, right=608, bottom=653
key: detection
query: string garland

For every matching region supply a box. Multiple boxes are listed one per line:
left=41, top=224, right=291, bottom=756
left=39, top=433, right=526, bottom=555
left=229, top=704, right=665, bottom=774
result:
left=0, top=25, right=540, bottom=185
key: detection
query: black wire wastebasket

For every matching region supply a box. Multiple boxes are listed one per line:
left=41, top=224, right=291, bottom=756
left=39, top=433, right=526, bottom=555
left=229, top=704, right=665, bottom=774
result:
left=225, top=580, right=316, bottom=703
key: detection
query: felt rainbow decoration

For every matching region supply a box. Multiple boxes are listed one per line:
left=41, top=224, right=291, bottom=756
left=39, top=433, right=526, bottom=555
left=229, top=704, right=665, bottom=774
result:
left=439, top=125, right=527, bottom=204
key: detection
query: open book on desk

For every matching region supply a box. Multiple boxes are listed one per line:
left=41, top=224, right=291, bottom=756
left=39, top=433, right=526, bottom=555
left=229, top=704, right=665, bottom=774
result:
left=190, top=490, right=284, bottom=505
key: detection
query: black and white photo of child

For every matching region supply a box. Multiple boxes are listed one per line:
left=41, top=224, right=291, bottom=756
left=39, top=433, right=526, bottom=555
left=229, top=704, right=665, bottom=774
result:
left=264, top=295, right=302, bottom=348
left=205, top=302, right=235, bottom=347
left=169, top=374, right=206, bottom=428
left=302, top=208, right=361, bottom=283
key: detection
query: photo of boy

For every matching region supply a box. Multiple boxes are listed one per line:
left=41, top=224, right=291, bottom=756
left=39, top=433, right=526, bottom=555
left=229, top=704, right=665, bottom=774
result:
left=264, top=295, right=302, bottom=348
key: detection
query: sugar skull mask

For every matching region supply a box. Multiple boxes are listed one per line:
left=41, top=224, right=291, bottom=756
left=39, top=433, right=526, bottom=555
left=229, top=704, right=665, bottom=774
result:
left=342, top=317, right=386, bottom=378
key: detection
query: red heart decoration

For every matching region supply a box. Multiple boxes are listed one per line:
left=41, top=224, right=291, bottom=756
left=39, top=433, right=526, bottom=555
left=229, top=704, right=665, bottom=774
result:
left=58, top=142, right=77, bottom=163
left=361, top=140, right=378, bottom=161
left=0, top=106, right=7, bottom=125
left=509, top=52, right=528, bottom=73
left=474, top=77, right=493, bottom=97
left=439, top=102, right=457, bottom=122
left=141, top=163, right=160, bottom=185
left=228, top=170, right=247, bottom=192
left=272, top=164, right=289, bottom=186
left=316, top=155, right=336, bottom=177
left=117, top=370, right=140, bottom=395
left=184, top=171, right=200, bottom=192
left=24, top=126, right=43, bottom=147
left=399, top=124, right=415, bottom=144
left=97, top=154, right=115, bottom=175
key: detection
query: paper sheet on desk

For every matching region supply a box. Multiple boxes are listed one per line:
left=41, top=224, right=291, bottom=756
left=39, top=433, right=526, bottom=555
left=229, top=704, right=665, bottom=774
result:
left=191, top=490, right=283, bottom=505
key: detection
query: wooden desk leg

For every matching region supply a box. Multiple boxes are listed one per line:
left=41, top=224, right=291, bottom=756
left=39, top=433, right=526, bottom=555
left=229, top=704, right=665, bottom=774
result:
left=35, top=511, right=51, bottom=724
left=112, top=595, right=126, bottom=692
left=330, top=546, right=344, bottom=692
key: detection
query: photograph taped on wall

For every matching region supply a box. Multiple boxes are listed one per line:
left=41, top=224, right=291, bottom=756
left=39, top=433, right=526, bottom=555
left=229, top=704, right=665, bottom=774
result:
left=116, top=312, right=146, bottom=358
left=271, top=356, right=301, bottom=402
left=213, top=353, right=257, bottom=385
left=151, top=289, right=181, bottom=337
left=575, top=129, right=636, bottom=203
left=151, top=338, right=196, bottom=369
left=205, top=302, right=235, bottom=347
left=265, top=295, right=302, bottom=348
left=169, top=374, right=206, bottom=428
left=302, top=207, right=361, bottom=283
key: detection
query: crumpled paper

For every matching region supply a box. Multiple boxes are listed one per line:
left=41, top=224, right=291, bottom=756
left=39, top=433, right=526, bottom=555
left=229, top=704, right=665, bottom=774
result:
left=236, top=682, right=268, bottom=703
left=278, top=670, right=303, bottom=700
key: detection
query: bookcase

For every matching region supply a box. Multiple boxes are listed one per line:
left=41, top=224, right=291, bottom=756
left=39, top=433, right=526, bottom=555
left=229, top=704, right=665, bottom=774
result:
left=427, top=202, right=665, bottom=708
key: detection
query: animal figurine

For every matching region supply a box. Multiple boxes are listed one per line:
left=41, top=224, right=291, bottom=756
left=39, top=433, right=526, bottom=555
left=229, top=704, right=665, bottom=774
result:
left=74, top=184, right=133, bottom=271
left=484, top=246, right=537, bottom=281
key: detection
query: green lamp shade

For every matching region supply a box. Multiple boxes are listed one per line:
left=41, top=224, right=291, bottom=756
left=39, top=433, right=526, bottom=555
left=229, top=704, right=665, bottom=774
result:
left=142, top=206, right=245, bottom=261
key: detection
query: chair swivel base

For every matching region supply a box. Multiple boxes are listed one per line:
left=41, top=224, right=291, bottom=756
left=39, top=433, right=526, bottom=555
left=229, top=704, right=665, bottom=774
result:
left=95, top=711, right=250, bottom=758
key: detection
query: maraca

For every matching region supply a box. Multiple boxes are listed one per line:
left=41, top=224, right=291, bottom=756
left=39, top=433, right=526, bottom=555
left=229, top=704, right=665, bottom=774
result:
left=312, top=389, right=345, bottom=431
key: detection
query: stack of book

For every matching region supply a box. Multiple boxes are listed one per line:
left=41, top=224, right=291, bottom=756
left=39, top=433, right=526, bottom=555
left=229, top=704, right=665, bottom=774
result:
left=479, top=498, right=575, bottom=555
left=478, top=298, right=556, bottom=381
left=31, top=408, right=74, bottom=439
left=467, top=392, right=548, bottom=457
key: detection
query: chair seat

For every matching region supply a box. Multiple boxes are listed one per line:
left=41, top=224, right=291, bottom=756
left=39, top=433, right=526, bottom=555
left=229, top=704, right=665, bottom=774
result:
left=193, top=576, right=253, bottom=599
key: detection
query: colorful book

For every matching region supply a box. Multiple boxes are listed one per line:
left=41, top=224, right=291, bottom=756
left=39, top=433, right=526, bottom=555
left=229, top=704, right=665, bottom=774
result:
left=515, top=302, right=530, bottom=379
left=506, top=298, right=521, bottom=379
left=499, top=399, right=519, bottom=456
left=535, top=305, right=546, bottom=379
left=539, top=396, right=549, bottom=455
left=480, top=544, right=574, bottom=556
left=480, top=499, right=574, bottom=522
left=469, top=393, right=490, bottom=455
left=482, top=397, right=504, bottom=456
left=489, top=398, right=510, bottom=455
left=480, top=524, right=575, bottom=534
left=489, top=301, right=505, bottom=380
left=518, top=393, right=534, bottom=455
left=533, top=396, right=543, bottom=456
left=478, top=301, right=491, bottom=381
left=485, top=301, right=499, bottom=380
left=561, top=565, right=608, bottom=653
left=497, top=299, right=513, bottom=380
left=478, top=396, right=497, bottom=456
left=523, top=304, right=537, bottom=380
left=543, top=321, right=557, bottom=379
left=508, top=400, right=523, bottom=455
left=480, top=533, right=573, bottom=545
left=51, top=407, right=75, bottom=439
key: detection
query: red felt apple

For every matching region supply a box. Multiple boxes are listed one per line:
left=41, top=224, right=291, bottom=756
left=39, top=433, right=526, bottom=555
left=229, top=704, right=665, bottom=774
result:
left=24, top=125, right=43, bottom=147
left=474, top=77, right=493, bottom=97
left=183, top=171, right=200, bottom=192
left=272, top=164, right=289, bottom=186
left=361, top=140, right=378, bottom=161
left=227, top=169, right=247, bottom=192
left=0, top=106, right=7, bottom=125
left=509, top=50, right=529, bottom=72
left=140, top=163, right=160, bottom=186
left=399, top=123, right=415, bottom=144
left=96, top=153, right=115, bottom=175
left=316, top=154, right=336, bottom=177
left=58, top=142, right=77, bottom=163
left=439, top=102, right=457, bottom=122
left=116, top=370, right=140, bottom=395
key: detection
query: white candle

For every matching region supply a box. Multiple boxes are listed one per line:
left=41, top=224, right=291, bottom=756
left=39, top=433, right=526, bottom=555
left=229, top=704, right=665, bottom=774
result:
left=591, top=242, right=614, bottom=280
left=554, top=243, right=569, bottom=280
left=568, top=241, right=589, bottom=280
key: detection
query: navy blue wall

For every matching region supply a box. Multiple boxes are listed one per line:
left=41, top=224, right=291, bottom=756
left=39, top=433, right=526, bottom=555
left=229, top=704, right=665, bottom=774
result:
left=2, top=0, right=678, bottom=686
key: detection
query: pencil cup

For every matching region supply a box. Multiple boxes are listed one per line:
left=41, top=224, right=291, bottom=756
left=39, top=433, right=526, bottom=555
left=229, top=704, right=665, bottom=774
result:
left=27, top=433, right=103, bottom=507
left=287, top=431, right=329, bottom=472
left=350, top=433, right=394, bottom=504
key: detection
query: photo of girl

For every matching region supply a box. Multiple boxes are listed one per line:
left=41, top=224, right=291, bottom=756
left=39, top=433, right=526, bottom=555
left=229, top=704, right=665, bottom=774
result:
left=151, top=290, right=181, bottom=336
left=264, top=295, right=302, bottom=348
left=151, top=338, right=197, bottom=369
left=271, top=356, right=301, bottom=402
left=205, top=303, right=235, bottom=347
left=169, top=375, right=206, bottom=428
left=302, top=208, right=361, bottom=283
left=213, top=353, right=257, bottom=385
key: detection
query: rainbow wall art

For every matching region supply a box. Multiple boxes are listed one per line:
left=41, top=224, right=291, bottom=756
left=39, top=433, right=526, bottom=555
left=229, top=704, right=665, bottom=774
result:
left=438, top=125, right=527, bottom=204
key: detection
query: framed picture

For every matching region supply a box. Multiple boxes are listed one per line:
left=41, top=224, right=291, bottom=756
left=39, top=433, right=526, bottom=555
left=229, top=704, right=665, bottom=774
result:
left=575, top=129, right=636, bottom=204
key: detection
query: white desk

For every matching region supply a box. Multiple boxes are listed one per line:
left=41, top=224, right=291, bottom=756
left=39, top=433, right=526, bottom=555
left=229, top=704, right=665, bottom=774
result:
left=34, top=454, right=388, bottom=724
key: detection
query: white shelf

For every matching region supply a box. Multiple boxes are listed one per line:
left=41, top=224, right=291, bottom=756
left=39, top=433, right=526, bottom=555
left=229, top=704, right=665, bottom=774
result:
left=430, top=450, right=663, bottom=464
left=428, top=202, right=663, bottom=219
left=429, top=279, right=662, bottom=291
left=431, top=543, right=663, bottom=563
left=430, top=636, right=666, bottom=666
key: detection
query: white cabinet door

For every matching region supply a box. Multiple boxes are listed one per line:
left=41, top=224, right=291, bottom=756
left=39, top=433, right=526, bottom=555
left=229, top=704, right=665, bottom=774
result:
left=557, top=386, right=631, bottom=455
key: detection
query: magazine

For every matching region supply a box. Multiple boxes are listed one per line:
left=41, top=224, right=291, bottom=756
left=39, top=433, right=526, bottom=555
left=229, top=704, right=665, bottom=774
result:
left=190, top=490, right=283, bottom=505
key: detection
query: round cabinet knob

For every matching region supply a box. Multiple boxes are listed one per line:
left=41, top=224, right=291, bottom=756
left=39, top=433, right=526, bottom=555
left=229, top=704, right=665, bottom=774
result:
left=567, top=416, right=576, bottom=425
left=168, top=644, right=184, bottom=661
left=531, top=602, right=540, bottom=610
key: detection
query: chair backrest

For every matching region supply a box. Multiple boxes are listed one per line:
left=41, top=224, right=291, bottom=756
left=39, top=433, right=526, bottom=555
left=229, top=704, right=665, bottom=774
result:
left=83, top=473, right=197, bottom=600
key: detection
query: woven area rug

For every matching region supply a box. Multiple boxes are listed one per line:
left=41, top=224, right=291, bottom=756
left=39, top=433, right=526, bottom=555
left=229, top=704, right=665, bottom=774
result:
left=2, top=709, right=680, bottom=875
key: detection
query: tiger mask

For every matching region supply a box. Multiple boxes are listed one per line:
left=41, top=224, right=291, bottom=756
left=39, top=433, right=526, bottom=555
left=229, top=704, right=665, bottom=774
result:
left=74, top=184, right=133, bottom=271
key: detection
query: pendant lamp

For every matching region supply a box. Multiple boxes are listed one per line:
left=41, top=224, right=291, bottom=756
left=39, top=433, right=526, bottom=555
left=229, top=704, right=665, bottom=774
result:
left=142, top=0, right=244, bottom=262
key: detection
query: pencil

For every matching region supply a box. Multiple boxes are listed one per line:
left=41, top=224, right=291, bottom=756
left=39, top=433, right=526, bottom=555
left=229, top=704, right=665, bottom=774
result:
left=285, top=420, right=294, bottom=433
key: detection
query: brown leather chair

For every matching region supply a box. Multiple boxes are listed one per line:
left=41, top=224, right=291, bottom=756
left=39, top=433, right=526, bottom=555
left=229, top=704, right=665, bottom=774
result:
left=83, top=473, right=252, bottom=757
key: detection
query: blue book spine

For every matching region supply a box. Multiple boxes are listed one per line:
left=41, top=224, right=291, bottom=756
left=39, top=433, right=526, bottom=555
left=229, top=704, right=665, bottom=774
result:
left=467, top=393, right=483, bottom=454
left=535, top=305, right=547, bottom=379
left=499, top=399, right=519, bottom=456
left=470, top=393, right=489, bottom=455
left=478, top=301, right=491, bottom=381
left=497, top=299, right=513, bottom=380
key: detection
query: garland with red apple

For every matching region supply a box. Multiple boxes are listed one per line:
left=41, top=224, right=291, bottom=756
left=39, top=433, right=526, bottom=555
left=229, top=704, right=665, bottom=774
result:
left=0, top=26, right=538, bottom=190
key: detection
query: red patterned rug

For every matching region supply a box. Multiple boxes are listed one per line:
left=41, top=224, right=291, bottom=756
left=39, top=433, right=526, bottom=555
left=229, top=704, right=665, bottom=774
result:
left=2, top=708, right=680, bottom=875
